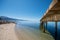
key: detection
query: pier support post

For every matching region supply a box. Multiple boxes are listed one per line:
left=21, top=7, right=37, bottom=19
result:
left=46, top=22, right=47, bottom=30
left=40, top=22, right=45, bottom=33
left=43, top=22, right=45, bottom=33
left=55, top=21, right=57, bottom=40
left=40, top=22, right=43, bottom=30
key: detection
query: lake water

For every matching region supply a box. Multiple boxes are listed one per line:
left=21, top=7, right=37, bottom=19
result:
left=16, top=21, right=60, bottom=40
left=46, top=22, right=60, bottom=40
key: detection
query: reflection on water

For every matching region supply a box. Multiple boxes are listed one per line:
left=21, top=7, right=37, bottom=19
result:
left=45, top=22, right=60, bottom=40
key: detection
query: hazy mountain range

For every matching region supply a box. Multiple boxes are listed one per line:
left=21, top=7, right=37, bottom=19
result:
left=0, top=16, right=27, bottom=23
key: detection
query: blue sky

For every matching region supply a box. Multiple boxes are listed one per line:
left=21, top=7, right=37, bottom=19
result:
left=0, top=0, right=52, bottom=21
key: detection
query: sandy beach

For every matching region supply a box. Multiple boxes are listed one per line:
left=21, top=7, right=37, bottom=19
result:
left=0, top=23, right=54, bottom=40
left=0, top=23, right=18, bottom=40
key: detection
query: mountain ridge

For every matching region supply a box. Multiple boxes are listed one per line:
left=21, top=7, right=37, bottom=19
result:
left=0, top=16, right=27, bottom=23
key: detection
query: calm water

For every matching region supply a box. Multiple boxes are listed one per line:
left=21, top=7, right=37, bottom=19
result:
left=46, top=22, right=60, bottom=40
left=16, top=21, right=60, bottom=40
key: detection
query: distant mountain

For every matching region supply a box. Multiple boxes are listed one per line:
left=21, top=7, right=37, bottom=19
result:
left=0, top=16, right=27, bottom=23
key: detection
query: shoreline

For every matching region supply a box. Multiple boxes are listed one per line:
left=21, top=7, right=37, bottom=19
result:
left=0, top=23, right=54, bottom=40
left=15, top=24, right=54, bottom=40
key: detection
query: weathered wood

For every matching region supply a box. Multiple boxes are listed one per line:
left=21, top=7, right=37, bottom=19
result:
left=40, top=22, right=46, bottom=33
left=51, top=2, right=60, bottom=10
left=43, top=22, right=45, bottom=33
left=41, top=13, right=60, bottom=22
left=40, top=0, right=60, bottom=22
left=45, top=22, right=47, bottom=30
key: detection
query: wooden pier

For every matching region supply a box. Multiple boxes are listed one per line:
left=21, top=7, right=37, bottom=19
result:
left=40, top=0, right=60, bottom=40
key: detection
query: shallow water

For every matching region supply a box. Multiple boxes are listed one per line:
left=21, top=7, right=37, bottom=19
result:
left=15, top=21, right=41, bottom=40
left=16, top=21, right=54, bottom=40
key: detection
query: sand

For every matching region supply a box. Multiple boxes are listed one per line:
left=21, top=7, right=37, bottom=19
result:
left=0, top=23, right=54, bottom=40
left=0, top=23, right=18, bottom=40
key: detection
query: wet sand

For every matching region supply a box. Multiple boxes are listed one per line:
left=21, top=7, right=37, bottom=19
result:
left=0, top=23, right=54, bottom=40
